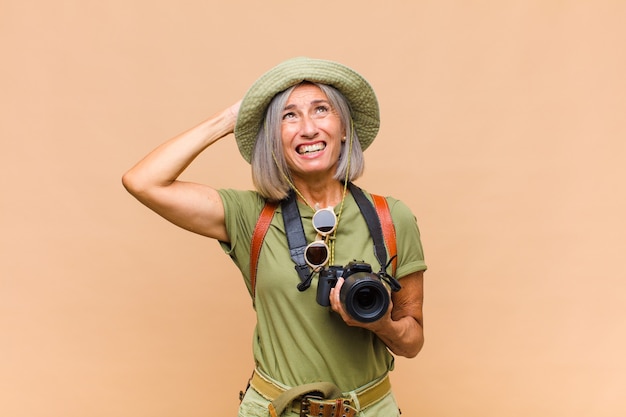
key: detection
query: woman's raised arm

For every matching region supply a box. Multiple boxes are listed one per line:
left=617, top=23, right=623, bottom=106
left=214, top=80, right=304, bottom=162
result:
left=122, top=101, right=241, bottom=242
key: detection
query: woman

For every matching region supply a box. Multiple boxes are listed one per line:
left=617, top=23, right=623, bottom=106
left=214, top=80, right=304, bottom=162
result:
left=123, top=57, right=427, bottom=417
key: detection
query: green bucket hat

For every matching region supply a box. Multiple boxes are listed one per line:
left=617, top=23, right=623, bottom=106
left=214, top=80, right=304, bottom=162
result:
left=234, top=57, right=380, bottom=164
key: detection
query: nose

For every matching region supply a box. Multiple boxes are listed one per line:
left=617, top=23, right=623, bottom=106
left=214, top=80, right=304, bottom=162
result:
left=299, top=115, right=319, bottom=139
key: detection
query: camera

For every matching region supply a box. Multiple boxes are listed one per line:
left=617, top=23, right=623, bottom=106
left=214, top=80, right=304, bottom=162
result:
left=316, top=261, right=392, bottom=323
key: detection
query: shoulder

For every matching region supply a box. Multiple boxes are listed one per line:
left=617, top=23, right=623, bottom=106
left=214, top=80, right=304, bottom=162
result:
left=360, top=188, right=416, bottom=224
left=386, top=197, right=417, bottom=224
left=218, top=189, right=267, bottom=215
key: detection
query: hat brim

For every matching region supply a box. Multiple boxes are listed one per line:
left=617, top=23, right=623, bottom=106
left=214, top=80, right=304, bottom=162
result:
left=234, top=57, right=380, bottom=163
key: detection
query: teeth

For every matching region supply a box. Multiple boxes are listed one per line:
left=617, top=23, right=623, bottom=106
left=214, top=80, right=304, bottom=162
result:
left=298, top=143, right=326, bottom=154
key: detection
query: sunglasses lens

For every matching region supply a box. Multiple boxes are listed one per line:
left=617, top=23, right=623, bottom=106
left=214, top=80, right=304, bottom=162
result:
left=305, top=241, right=329, bottom=267
left=312, top=209, right=336, bottom=234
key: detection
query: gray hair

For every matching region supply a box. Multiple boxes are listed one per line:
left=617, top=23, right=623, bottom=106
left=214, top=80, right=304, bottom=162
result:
left=251, top=82, right=365, bottom=201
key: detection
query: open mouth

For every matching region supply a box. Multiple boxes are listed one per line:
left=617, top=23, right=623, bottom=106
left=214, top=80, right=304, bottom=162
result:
left=296, top=142, right=327, bottom=155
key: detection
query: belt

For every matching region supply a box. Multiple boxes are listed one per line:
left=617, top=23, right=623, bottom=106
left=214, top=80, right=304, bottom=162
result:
left=249, top=370, right=391, bottom=417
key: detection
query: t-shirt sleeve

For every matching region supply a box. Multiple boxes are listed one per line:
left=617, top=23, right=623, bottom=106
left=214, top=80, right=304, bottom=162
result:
left=216, top=189, right=265, bottom=285
left=388, top=197, right=427, bottom=278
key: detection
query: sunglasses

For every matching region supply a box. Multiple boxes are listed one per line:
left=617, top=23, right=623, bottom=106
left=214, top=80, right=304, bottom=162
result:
left=304, top=207, right=338, bottom=269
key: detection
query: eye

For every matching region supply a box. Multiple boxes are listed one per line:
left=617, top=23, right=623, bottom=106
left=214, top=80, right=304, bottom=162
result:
left=282, top=112, right=296, bottom=120
left=315, top=105, right=329, bottom=114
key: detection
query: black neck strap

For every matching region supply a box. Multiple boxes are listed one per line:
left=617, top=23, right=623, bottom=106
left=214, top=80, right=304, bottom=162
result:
left=281, top=190, right=313, bottom=285
left=280, top=183, right=390, bottom=291
left=347, top=182, right=388, bottom=271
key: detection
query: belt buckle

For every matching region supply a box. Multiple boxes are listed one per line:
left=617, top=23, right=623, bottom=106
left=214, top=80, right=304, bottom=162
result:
left=299, top=394, right=323, bottom=417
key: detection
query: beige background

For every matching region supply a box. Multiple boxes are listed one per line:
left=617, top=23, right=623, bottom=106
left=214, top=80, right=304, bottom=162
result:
left=2, top=1, right=625, bottom=416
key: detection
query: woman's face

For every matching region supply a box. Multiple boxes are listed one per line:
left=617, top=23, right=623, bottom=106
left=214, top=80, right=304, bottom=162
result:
left=280, top=83, right=345, bottom=180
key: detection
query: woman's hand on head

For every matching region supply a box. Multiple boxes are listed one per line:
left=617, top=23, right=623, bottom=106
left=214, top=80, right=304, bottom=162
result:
left=225, top=99, right=242, bottom=132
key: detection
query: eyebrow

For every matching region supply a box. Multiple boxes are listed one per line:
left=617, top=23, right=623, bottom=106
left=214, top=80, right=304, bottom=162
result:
left=283, top=99, right=330, bottom=111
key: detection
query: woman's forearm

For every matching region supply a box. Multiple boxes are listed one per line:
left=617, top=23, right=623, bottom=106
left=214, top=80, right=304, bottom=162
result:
left=373, top=315, right=424, bottom=358
left=122, top=105, right=238, bottom=195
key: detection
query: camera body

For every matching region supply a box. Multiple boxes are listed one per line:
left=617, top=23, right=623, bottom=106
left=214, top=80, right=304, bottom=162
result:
left=316, top=260, right=390, bottom=323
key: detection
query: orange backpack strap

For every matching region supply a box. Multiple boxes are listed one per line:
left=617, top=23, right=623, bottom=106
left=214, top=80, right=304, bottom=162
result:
left=249, top=201, right=278, bottom=298
left=372, top=194, right=397, bottom=276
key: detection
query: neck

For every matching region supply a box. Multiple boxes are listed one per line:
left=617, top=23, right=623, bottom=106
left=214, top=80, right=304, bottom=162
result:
left=291, top=177, right=346, bottom=209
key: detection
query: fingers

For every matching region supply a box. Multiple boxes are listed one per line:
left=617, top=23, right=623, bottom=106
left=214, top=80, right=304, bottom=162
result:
left=228, top=99, right=242, bottom=118
left=329, top=278, right=344, bottom=312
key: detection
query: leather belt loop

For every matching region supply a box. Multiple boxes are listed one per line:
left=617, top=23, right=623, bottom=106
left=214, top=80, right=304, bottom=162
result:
left=305, top=397, right=358, bottom=417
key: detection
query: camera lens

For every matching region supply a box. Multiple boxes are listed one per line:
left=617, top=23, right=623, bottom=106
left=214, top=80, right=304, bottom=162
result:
left=354, top=287, right=377, bottom=309
left=340, top=272, right=389, bottom=323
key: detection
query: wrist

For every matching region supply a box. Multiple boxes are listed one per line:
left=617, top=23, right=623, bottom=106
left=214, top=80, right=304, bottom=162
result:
left=196, top=108, right=237, bottom=146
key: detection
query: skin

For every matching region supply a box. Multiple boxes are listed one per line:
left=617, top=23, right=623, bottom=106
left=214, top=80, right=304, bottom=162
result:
left=122, top=83, right=424, bottom=358
left=279, top=83, right=347, bottom=208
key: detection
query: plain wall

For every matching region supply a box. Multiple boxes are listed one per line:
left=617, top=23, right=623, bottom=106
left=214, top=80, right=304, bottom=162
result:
left=1, top=1, right=625, bottom=416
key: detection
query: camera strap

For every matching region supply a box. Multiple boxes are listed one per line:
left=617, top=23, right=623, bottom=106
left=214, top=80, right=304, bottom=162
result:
left=281, top=190, right=315, bottom=287
left=248, top=189, right=313, bottom=299
left=249, top=183, right=397, bottom=298
left=348, top=183, right=397, bottom=277
left=249, top=200, right=279, bottom=298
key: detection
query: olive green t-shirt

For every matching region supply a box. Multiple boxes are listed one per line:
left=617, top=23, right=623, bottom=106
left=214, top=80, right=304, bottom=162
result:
left=218, top=188, right=426, bottom=391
